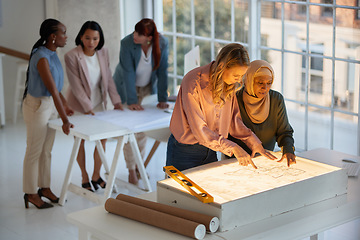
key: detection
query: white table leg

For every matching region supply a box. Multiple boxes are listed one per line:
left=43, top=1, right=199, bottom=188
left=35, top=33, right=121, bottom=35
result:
left=310, top=232, right=324, bottom=240
left=102, top=136, right=126, bottom=203
left=78, top=228, right=91, bottom=240
left=95, top=139, right=119, bottom=194
left=95, top=140, right=110, bottom=174
left=129, top=133, right=152, bottom=192
left=59, top=137, right=81, bottom=206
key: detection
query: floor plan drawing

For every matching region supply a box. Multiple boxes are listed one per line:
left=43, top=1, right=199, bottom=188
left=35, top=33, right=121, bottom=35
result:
left=167, top=152, right=344, bottom=203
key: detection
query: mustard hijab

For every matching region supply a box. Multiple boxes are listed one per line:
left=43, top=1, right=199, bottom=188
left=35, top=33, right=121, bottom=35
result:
left=243, top=60, right=274, bottom=124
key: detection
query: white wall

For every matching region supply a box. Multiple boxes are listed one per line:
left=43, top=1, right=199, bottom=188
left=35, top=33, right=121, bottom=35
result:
left=0, top=0, right=143, bottom=123
left=0, top=0, right=44, bottom=53
left=123, top=0, right=143, bottom=37
left=57, top=0, right=121, bottom=94
left=0, top=0, right=45, bottom=124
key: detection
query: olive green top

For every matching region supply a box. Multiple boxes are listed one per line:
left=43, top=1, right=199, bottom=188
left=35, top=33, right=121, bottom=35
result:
left=228, top=88, right=295, bottom=155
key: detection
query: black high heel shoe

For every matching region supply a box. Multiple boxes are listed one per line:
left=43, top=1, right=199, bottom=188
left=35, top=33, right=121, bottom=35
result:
left=38, top=188, right=59, bottom=203
left=24, top=194, right=53, bottom=209
left=82, top=182, right=94, bottom=192
left=91, top=177, right=106, bottom=191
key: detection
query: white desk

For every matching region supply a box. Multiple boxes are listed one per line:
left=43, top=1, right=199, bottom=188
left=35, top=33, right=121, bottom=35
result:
left=67, top=148, right=360, bottom=240
left=48, top=105, right=171, bottom=205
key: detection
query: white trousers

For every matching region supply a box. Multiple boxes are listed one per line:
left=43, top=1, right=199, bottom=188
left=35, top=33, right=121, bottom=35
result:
left=22, top=94, right=58, bottom=194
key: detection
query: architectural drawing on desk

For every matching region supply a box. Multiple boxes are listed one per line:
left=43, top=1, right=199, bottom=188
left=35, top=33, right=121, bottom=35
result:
left=179, top=152, right=341, bottom=203
left=225, top=165, right=306, bottom=179
left=93, top=104, right=171, bottom=131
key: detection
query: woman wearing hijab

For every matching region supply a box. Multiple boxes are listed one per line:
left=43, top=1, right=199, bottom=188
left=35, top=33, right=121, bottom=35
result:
left=166, top=44, right=277, bottom=171
left=228, top=60, right=296, bottom=167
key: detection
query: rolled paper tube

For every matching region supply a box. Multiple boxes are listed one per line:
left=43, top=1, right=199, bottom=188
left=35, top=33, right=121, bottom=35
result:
left=105, top=198, right=206, bottom=240
left=116, top=193, right=219, bottom=233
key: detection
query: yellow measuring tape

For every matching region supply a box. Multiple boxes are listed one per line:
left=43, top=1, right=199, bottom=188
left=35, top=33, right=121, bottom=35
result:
left=163, top=166, right=214, bottom=203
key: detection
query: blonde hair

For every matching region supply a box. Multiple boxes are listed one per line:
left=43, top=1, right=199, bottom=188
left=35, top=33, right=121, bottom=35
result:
left=210, top=43, right=250, bottom=105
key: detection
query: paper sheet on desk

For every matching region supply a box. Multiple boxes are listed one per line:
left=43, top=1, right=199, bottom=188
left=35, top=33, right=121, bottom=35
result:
left=166, top=152, right=345, bottom=204
left=93, top=105, right=171, bottom=132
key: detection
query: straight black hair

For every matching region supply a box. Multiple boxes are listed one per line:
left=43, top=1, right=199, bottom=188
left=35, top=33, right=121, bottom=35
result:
left=75, top=21, right=104, bottom=50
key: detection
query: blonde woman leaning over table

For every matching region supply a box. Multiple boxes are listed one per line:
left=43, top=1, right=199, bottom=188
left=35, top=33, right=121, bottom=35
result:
left=166, top=43, right=277, bottom=171
left=65, top=21, right=124, bottom=192
left=227, top=60, right=296, bottom=167
left=113, top=18, right=169, bottom=184
left=22, top=19, right=74, bottom=209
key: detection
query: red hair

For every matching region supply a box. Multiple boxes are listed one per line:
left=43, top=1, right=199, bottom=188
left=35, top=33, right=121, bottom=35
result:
left=135, top=18, right=161, bottom=70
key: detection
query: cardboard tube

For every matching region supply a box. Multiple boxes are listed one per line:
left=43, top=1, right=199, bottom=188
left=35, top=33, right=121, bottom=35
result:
left=116, top=193, right=219, bottom=233
left=105, top=198, right=206, bottom=239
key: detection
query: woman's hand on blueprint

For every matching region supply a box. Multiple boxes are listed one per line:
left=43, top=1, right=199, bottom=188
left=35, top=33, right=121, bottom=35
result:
left=277, top=153, right=296, bottom=167
left=114, top=102, right=124, bottom=110
left=233, top=146, right=258, bottom=169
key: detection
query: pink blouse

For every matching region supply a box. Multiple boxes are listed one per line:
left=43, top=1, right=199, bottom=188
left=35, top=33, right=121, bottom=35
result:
left=170, top=62, right=262, bottom=157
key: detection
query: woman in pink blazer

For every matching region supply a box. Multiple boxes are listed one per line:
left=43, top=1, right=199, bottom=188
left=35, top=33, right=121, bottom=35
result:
left=65, top=21, right=126, bottom=192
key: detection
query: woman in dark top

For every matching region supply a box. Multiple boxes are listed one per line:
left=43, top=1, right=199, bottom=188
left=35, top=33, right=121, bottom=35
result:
left=228, top=60, right=296, bottom=167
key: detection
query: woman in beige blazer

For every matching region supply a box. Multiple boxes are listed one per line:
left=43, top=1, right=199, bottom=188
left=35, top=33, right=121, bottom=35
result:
left=65, top=21, right=127, bottom=192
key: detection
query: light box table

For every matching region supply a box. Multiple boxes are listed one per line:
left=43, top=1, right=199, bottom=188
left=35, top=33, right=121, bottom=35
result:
left=157, top=151, right=348, bottom=232
left=66, top=148, right=360, bottom=240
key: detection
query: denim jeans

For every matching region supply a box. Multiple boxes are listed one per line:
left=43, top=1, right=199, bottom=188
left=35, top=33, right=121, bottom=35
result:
left=166, top=134, right=218, bottom=171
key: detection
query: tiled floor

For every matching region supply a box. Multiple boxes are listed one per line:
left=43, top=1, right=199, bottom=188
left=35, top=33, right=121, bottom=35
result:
left=0, top=119, right=359, bottom=240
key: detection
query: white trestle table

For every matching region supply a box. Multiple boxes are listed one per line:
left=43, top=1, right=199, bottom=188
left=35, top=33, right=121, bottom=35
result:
left=48, top=104, right=171, bottom=205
